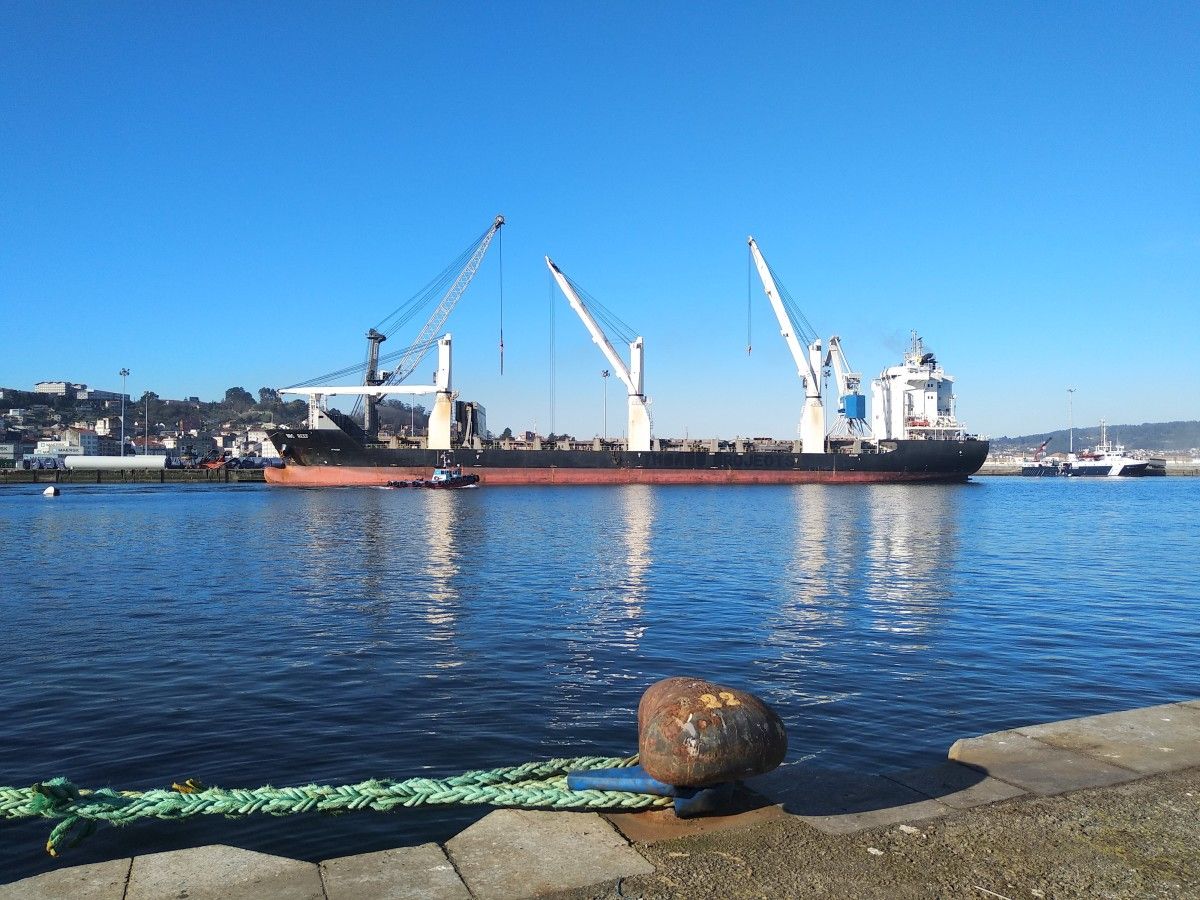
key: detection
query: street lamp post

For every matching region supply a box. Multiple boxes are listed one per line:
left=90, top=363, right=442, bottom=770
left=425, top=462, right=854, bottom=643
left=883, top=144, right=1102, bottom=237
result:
left=119, top=368, right=130, bottom=457
left=145, top=392, right=150, bottom=455
left=1068, top=387, right=1076, bottom=455
left=601, top=369, right=610, bottom=441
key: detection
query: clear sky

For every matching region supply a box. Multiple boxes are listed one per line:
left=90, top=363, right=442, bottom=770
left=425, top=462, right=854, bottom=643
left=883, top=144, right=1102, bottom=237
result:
left=3, top=2, right=1197, bottom=440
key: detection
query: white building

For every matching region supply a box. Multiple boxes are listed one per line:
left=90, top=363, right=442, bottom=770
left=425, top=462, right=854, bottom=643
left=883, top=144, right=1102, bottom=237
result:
left=95, top=416, right=121, bottom=437
left=245, top=426, right=281, bottom=459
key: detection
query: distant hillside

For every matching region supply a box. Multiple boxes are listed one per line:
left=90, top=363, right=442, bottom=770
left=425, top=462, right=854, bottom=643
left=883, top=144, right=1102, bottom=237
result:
left=990, top=421, right=1200, bottom=453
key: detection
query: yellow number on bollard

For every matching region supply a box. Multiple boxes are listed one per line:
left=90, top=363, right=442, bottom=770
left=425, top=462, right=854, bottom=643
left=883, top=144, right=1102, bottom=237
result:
left=699, top=693, right=723, bottom=709
left=718, top=692, right=741, bottom=706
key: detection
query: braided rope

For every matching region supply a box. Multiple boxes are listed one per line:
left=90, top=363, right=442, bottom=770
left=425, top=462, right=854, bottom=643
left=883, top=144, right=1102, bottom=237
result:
left=0, top=755, right=671, bottom=856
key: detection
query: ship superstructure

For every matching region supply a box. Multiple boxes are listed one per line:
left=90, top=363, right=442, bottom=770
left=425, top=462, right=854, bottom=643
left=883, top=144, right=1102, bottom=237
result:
left=871, top=332, right=965, bottom=441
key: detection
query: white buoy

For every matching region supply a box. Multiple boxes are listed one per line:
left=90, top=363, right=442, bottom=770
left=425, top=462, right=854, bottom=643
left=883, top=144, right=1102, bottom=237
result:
left=42, top=486, right=59, bottom=497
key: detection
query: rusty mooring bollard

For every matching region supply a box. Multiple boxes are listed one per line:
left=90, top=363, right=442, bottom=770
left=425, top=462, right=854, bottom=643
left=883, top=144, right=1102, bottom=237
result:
left=638, top=676, right=787, bottom=787
left=567, top=677, right=787, bottom=817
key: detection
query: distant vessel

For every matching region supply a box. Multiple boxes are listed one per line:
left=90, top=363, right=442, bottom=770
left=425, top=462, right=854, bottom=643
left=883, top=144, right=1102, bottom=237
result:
left=1021, top=421, right=1156, bottom=477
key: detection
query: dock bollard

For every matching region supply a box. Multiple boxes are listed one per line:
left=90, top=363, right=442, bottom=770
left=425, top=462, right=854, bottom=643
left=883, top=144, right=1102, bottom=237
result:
left=567, top=677, right=787, bottom=817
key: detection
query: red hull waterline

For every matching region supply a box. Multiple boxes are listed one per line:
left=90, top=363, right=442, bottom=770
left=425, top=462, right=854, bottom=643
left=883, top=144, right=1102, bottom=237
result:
left=264, top=465, right=970, bottom=487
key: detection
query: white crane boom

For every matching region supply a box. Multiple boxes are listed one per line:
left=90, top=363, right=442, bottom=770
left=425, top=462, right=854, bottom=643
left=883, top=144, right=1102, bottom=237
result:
left=747, top=236, right=826, bottom=451
left=546, top=257, right=637, bottom=394
left=545, top=257, right=651, bottom=451
left=748, top=237, right=817, bottom=388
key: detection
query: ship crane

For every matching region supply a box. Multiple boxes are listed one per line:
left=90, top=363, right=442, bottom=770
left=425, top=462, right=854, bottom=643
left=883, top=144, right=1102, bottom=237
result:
left=360, top=215, right=504, bottom=437
left=824, top=336, right=871, bottom=438
left=283, top=216, right=504, bottom=441
left=546, top=257, right=651, bottom=452
left=747, top=236, right=826, bottom=452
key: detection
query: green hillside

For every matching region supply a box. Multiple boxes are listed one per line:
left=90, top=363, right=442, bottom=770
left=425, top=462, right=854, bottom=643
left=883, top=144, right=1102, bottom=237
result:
left=990, top=421, right=1200, bottom=453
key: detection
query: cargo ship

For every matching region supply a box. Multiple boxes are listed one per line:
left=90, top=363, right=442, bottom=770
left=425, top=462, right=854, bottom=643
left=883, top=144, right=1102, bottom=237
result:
left=264, top=329, right=988, bottom=487
left=264, top=227, right=988, bottom=487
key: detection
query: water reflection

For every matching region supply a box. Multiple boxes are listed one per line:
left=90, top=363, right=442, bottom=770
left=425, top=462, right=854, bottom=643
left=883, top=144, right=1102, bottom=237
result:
left=762, top=484, right=961, bottom=714
left=618, top=484, right=653, bottom=641
left=419, top=491, right=461, bottom=632
left=862, top=485, right=959, bottom=639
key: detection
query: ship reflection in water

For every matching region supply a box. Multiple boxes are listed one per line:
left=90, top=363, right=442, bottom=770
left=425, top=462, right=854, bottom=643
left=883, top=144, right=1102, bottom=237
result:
left=419, top=491, right=463, bottom=638
left=757, top=484, right=960, bottom=752
left=618, top=485, right=653, bottom=631
left=863, top=484, right=959, bottom=639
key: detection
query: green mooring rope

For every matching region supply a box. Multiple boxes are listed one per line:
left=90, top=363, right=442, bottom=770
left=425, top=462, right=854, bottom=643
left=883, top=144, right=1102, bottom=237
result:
left=0, top=755, right=670, bottom=857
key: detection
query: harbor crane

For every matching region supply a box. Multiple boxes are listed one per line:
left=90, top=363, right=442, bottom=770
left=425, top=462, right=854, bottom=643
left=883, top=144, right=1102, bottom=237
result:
left=546, top=257, right=651, bottom=451
left=747, top=236, right=826, bottom=452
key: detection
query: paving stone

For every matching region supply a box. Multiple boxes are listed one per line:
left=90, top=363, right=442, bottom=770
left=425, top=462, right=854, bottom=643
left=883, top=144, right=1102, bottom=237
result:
left=748, top=765, right=949, bottom=834
left=445, top=809, right=653, bottom=899
left=884, top=762, right=1027, bottom=810
left=321, top=843, right=471, bottom=900
left=125, top=844, right=323, bottom=900
left=1015, top=702, right=1200, bottom=775
left=949, top=730, right=1140, bottom=796
left=0, top=857, right=130, bottom=900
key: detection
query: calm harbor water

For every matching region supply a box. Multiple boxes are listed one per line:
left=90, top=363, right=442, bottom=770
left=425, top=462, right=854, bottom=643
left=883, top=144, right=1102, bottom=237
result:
left=1, top=477, right=1197, bottom=881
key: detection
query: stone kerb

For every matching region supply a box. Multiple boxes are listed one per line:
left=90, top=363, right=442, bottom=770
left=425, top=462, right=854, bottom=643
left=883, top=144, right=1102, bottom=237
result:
left=445, top=809, right=654, bottom=899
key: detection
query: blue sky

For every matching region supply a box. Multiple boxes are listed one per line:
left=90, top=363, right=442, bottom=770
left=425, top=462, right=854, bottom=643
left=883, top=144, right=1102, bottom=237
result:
left=2, top=2, right=1197, bottom=439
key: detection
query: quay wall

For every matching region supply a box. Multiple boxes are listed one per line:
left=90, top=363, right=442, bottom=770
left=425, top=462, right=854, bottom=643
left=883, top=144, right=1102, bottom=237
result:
left=0, top=468, right=266, bottom=485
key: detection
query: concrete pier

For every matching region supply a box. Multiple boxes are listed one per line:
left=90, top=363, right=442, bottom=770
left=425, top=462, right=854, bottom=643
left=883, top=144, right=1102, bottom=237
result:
left=4, top=699, right=1198, bottom=899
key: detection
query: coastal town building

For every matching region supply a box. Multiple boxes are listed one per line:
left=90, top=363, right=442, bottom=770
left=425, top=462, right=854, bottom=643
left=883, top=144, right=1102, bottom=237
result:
left=94, top=416, right=121, bottom=437
left=32, top=381, right=128, bottom=404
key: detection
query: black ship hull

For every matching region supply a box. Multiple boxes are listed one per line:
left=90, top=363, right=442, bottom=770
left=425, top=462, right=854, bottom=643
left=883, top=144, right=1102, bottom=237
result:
left=266, top=427, right=989, bottom=487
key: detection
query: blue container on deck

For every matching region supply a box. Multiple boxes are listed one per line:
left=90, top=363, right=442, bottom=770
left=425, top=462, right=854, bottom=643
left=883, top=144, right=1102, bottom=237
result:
left=844, top=394, right=866, bottom=420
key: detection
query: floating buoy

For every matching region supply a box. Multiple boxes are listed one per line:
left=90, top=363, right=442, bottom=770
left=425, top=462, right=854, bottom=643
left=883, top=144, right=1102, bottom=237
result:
left=637, top=676, right=787, bottom=787
left=42, top=486, right=59, bottom=497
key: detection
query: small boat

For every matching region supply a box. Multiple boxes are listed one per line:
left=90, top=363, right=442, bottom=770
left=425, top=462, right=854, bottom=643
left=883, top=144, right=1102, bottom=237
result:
left=387, top=466, right=480, bottom=489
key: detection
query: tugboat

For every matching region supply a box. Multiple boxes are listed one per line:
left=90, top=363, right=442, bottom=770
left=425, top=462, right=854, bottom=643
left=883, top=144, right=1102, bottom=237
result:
left=386, top=458, right=480, bottom=489
left=424, top=465, right=480, bottom=489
